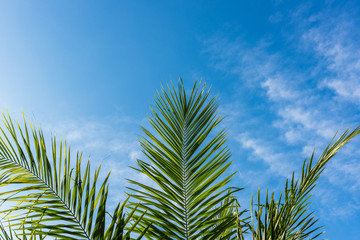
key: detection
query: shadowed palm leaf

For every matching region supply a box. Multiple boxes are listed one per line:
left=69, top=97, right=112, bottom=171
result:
left=0, top=113, right=147, bottom=239
left=128, top=80, right=241, bottom=239
left=212, top=191, right=248, bottom=240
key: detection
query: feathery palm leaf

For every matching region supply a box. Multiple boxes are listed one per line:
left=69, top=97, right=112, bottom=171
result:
left=212, top=191, right=248, bottom=240
left=128, top=79, right=241, bottom=239
left=248, top=126, right=360, bottom=240
left=0, top=113, right=146, bottom=239
left=0, top=223, right=15, bottom=240
left=0, top=222, right=47, bottom=240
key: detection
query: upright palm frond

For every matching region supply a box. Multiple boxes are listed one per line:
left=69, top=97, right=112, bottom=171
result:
left=0, top=113, right=146, bottom=239
left=248, top=126, right=360, bottom=240
left=128, top=79, right=241, bottom=239
left=212, top=191, right=248, bottom=240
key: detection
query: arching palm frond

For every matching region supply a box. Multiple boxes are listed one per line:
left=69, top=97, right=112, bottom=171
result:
left=248, top=126, right=360, bottom=240
left=128, top=79, right=241, bottom=239
left=0, top=113, right=146, bottom=239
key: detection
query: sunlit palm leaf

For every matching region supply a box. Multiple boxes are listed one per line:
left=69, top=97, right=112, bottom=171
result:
left=0, top=223, right=15, bottom=240
left=0, top=113, right=146, bottom=239
left=248, top=127, right=360, bottom=240
left=128, top=79, right=241, bottom=239
left=0, top=221, right=48, bottom=240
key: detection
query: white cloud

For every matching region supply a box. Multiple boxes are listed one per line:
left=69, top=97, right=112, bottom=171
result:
left=261, top=76, right=298, bottom=101
left=38, top=115, right=145, bottom=205
left=204, top=3, right=360, bottom=210
left=129, top=150, right=141, bottom=162
left=278, top=107, right=337, bottom=139
left=326, top=159, right=360, bottom=191
left=44, top=118, right=140, bottom=157
left=236, top=134, right=293, bottom=178
left=328, top=201, right=360, bottom=219
left=205, top=37, right=281, bottom=85
left=312, top=185, right=360, bottom=219
left=302, top=9, right=360, bottom=103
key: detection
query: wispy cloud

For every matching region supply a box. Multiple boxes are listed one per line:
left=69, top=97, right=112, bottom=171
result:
left=204, top=1, right=360, bottom=220
left=261, top=76, right=299, bottom=101
left=236, top=133, right=293, bottom=178
left=301, top=9, right=360, bottom=103
left=39, top=114, right=147, bottom=204
left=326, top=158, right=360, bottom=191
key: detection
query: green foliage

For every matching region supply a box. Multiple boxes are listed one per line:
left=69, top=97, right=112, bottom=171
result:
left=0, top=79, right=358, bottom=239
left=128, top=80, right=241, bottom=239
left=248, top=127, right=360, bottom=240
left=0, top=113, right=146, bottom=239
left=212, top=191, right=248, bottom=240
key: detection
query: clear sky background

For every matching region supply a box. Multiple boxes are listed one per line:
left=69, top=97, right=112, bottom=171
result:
left=1, top=1, right=360, bottom=239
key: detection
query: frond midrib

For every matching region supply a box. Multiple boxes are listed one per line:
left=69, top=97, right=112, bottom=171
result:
left=0, top=155, right=90, bottom=240
left=180, top=101, right=189, bottom=240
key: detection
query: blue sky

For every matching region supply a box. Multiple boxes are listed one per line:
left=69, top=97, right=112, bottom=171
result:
left=1, top=0, right=360, bottom=238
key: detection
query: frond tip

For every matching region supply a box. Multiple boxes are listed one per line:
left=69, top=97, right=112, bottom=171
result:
left=128, top=79, right=242, bottom=239
left=247, top=126, right=360, bottom=240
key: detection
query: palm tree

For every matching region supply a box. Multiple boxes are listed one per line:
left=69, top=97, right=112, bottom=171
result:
left=0, top=79, right=358, bottom=239
left=127, top=80, right=241, bottom=239
left=247, top=127, right=360, bottom=240
left=0, top=113, right=147, bottom=239
left=127, top=79, right=360, bottom=239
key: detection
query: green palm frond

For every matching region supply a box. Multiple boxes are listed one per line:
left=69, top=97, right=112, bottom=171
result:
left=0, top=221, right=47, bottom=240
left=128, top=79, right=241, bottom=239
left=0, top=223, right=15, bottom=240
left=0, top=113, right=146, bottom=239
left=248, top=126, right=360, bottom=240
left=212, top=191, right=248, bottom=240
